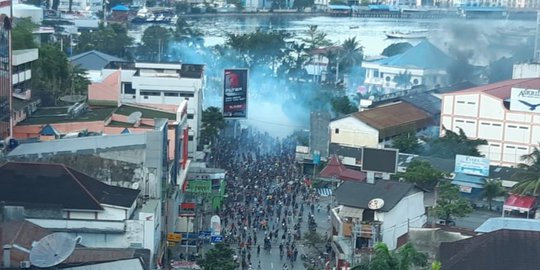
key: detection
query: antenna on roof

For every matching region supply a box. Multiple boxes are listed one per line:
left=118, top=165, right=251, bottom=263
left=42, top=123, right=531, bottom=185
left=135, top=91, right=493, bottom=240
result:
left=127, top=111, right=143, bottom=124
left=29, top=233, right=80, bottom=268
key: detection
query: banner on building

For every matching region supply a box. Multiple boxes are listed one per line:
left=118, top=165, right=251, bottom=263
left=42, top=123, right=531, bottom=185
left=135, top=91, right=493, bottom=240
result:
left=454, top=154, right=490, bottom=177
left=223, top=69, right=248, bottom=118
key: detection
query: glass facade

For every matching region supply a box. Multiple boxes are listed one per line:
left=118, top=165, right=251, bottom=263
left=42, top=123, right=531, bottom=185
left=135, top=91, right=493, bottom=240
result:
left=0, top=13, right=11, bottom=141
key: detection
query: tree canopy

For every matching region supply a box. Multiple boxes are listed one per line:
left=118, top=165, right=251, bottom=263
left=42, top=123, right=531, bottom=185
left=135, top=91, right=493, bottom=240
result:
left=77, top=23, right=133, bottom=58
left=511, top=145, right=540, bottom=195
left=381, top=42, right=412, bottom=57
left=434, top=181, right=473, bottom=222
left=331, top=95, right=357, bottom=116
left=12, top=17, right=37, bottom=50
left=301, top=25, right=332, bottom=50
left=482, top=179, right=505, bottom=210
left=352, top=242, right=427, bottom=270
left=397, top=160, right=442, bottom=188
left=201, top=107, right=225, bottom=145
left=425, top=128, right=487, bottom=158
left=391, top=131, right=422, bottom=154
left=197, top=243, right=237, bottom=270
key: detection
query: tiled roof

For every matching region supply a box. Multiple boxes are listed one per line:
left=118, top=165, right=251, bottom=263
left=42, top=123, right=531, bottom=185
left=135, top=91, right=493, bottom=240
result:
left=319, top=155, right=366, bottom=181
left=447, top=78, right=540, bottom=100
left=1, top=220, right=51, bottom=266
left=335, top=180, right=419, bottom=212
left=372, top=40, right=452, bottom=70
left=400, top=92, right=441, bottom=116
left=439, top=229, right=540, bottom=270
left=353, top=102, right=433, bottom=138
left=0, top=162, right=140, bottom=210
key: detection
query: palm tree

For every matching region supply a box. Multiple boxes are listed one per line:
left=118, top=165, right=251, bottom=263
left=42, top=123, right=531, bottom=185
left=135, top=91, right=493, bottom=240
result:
left=352, top=243, right=427, bottom=270
left=512, top=145, right=540, bottom=195
left=482, top=179, right=506, bottom=211
left=338, top=37, right=364, bottom=75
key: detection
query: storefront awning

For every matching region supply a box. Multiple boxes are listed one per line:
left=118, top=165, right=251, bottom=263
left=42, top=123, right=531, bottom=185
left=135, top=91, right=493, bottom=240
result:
left=504, top=194, right=537, bottom=212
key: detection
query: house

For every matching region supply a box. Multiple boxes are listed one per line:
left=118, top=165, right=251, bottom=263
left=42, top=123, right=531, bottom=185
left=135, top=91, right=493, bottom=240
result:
left=331, top=180, right=426, bottom=267
left=0, top=161, right=166, bottom=267
left=362, top=40, right=452, bottom=94
left=69, top=50, right=127, bottom=82
left=440, top=77, right=540, bottom=166
left=329, top=101, right=434, bottom=148
left=319, top=155, right=366, bottom=181
left=439, top=229, right=540, bottom=270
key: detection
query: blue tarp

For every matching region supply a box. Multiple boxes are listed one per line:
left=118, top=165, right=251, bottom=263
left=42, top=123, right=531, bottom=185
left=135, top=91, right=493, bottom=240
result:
left=111, top=4, right=129, bottom=11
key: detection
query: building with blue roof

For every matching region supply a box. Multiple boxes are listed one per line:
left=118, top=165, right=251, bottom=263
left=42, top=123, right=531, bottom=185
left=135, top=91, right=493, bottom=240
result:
left=475, top=217, right=540, bottom=233
left=362, top=40, right=453, bottom=94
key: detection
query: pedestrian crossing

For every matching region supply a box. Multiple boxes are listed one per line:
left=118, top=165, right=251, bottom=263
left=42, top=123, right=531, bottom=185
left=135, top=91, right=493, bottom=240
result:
left=317, top=188, right=332, bottom=197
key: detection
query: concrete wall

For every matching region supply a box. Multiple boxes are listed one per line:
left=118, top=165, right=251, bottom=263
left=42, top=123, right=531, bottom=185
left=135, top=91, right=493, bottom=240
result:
left=381, top=191, right=426, bottom=250
left=329, top=116, right=379, bottom=148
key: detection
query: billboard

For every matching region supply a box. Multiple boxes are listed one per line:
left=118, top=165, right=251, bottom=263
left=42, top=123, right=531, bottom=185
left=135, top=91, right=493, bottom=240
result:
left=223, top=69, right=248, bottom=118
left=510, top=87, right=540, bottom=112
left=454, top=154, right=490, bottom=177
left=361, top=148, right=398, bottom=174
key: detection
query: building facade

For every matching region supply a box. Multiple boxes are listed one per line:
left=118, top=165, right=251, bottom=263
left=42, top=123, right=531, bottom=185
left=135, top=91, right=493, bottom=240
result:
left=440, top=78, right=540, bottom=166
left=0, top=11, right=11, bottom=146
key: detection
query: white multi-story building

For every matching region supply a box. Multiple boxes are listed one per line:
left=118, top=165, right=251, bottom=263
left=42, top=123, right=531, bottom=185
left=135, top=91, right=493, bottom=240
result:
left=440, top=78, right=540, bottom=166
left=56, top=0, right=103, bottom=12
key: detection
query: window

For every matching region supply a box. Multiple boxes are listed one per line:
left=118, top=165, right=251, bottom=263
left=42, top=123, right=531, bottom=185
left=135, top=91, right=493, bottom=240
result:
left=164, top=92, right=180, bottom=97
left=519, top=126, right=529, bottom=130
left=508, top=125, right=517, bottom=128
left=518, top=147, right=527, bottom=150
left=179, top=93, right=194, bottom=98
left=492, top=123, right=501, bottom=127
left=188, top=135, right=194, bottom=141
left=187, top=114, right=194, bottom=119
left=466, top=121, right=474, bottom=124
left=373, top=70, right=379, bottom=78
left=456, top=120, right=464, bottom=123
left=467, top=102, right=476, bottom=105
left=457, top=101, right=465, bottom=104
left=481, top=122, right=490, bottom=126
left=491, top=144, right=500, bottom=147
left=140, top=91, right=160, bottom=96
left=335, top=128, right=339, bottom=134
left=124, top=83, right=135, bottom=94
left=506, top=146, right=515, bottom=149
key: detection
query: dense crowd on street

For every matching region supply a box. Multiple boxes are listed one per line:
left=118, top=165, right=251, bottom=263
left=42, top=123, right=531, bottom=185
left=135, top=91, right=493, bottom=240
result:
left=211, top=128, right=325, bottom=269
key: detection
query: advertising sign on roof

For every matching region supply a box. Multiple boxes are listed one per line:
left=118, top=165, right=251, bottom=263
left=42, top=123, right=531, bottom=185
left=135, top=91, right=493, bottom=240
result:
left=510, top=87, right=540, bottom=112
left=454, top=154, right=490, bottom=177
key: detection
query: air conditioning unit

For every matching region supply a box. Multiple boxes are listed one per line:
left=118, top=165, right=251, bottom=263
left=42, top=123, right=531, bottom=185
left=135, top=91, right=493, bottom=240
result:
left=20, top=261, right=31, bottom=268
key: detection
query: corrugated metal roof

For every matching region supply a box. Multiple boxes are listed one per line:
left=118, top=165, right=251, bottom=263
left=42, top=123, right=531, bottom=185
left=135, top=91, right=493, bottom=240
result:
left=8, top=133, right=146, bottom=157
left=475, top=217, right=540, bottom=233
left=447, top=78, right=540, bottom=100
left=69, top=50, right=126, bottom=71
left=353, top=102, right=433, bottom=138
left=373, top=40, right=452, bottom=70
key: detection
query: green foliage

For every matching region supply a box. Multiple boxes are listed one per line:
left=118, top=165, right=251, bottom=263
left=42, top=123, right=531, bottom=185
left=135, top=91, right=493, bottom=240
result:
left=77, top=24, right=133, bottom=58
left=201, top=107, right=225, bottom=145
left=12, top=18, right=37, bottom=50
left=434, top=181, right=473, bottom=222
left=482, top=180, right=505, bottom=210
left=301, top=25, right=332, bottom=50
left=338, top=37, right=363, bottom=74
left=431, top=261, right=442, bottom=270
left=354, top=243, right=427, bottom=270
left=330, top=95, right=356, bottom=116
left=32, top=45, right=70, bottom=105
left=512, top=145, right=540, bottom=195
left=393, top=71, right=412, bottom=89
left=139, top=25, right=172, bottom=61
left=426, top=128, right=487, bottom=158
left=397, top=160, right=442, bottom=187
left=392, top=132, right=422, bottom=154
left=381, top=42, right=412, bottom=57
left=197, top=243, right=237, bottom=270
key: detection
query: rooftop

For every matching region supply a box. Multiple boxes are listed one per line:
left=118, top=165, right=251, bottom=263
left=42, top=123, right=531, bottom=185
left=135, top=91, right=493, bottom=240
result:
left=115, top=105, right=176, bottom=120
left=370, top=40, right=453, bottom=70
left=439, top=229, right=540, bottom=270
left=353, top=102, right=434, bottom=138
left=319, top=155, right=365, bottom=181
left=18, top=107, right=116, bottom=125
left=475, top=217, right=540, bottom=233
left=448, top=78, right=540, bottom=100
left=0, top=162, right=140, bottom=210
left=69, top=50, right=126, bottom=71
left=335, top=180, right=420, bottom=212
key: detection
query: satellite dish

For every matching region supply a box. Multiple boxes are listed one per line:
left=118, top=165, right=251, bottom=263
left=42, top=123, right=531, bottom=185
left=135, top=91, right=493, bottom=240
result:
left=368, top=198, right=385, bottom=210
left=132, top=182, right=140, bottom=190
left=127, top=111, right=143, bottom=124
left=29, top=233, right=80, bottom=268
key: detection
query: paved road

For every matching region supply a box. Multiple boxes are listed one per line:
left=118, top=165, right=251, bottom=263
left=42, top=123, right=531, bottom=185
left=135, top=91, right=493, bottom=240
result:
left=453, top=209, right=501, bottom=231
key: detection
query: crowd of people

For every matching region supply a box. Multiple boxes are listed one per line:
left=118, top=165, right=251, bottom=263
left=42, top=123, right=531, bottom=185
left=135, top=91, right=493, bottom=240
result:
left=211, top=128, right=324, bottom=269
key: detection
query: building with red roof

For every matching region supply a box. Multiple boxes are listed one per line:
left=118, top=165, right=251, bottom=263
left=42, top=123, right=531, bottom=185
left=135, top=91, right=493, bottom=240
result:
left=440, top=78, right=540, bottom=166
left=319, top=155, right=366, bottom=181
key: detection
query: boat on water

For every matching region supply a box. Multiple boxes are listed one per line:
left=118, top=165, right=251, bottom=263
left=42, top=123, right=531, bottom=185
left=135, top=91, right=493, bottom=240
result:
left=385, top=30, right=428, bottom=39
left=349, top=26, right=359, bottom=29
